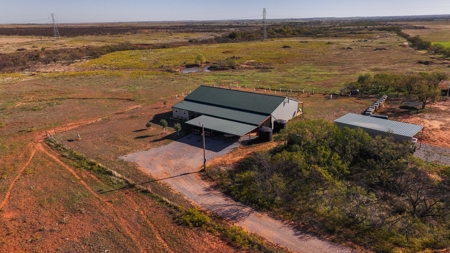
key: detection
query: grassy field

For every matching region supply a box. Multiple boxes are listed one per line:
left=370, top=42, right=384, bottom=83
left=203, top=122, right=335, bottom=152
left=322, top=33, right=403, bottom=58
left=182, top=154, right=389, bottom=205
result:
left=0, top=32, right=216, bottom=54
left=74, top=30, right=449, bottom=94
left=435, top=41, right=450, bottom=47
left=402, top=21, right=450, bottom=45
left=1, top=21, right=450, bottom=252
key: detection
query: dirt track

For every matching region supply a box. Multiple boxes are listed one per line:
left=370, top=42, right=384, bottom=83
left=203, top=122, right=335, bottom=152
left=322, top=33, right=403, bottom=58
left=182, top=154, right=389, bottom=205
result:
left=122, top=134, right=352, bottom=253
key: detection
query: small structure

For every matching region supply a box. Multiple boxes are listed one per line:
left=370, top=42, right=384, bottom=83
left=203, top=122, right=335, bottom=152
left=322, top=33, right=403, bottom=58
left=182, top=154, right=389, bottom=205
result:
left=172, top=85, right=300, bottom=139
left=334, top=113, right=423, bottom=142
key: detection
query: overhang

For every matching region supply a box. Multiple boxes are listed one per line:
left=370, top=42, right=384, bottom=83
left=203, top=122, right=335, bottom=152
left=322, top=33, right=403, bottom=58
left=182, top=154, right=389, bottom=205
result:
left=186, top=115, right=258, bottom=137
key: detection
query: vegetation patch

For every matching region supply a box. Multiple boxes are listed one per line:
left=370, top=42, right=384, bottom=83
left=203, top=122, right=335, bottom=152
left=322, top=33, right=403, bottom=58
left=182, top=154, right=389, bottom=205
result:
left=345, top=71, right=448, bottom=109
left=178, top=208, right=274, bottom=251
left=178, top=208, right=210, bottom=228
left=44, top=137, right=124, bottom=187
left=208, top=119, right=450, bottom=252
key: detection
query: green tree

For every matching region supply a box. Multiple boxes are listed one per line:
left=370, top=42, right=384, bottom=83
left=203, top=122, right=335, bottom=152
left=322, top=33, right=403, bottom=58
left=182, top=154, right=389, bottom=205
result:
left=145, top=120, right=152, bottom=129
left=401, top=73, right=421, bottom=97
left=195, top=54, right=206, bottom=66
left=174, top=123, right=181, bottom=136
left=357, top=73, right=372, bottom=85
left=159, top=119, right=168, bottom=133
left=354, top=74, right=372, bottom=95
left=372, top=73, right=400, bottom=93
left=415, top=81, right=440, bottom=109
left=228, top=31, right=241, bottom=39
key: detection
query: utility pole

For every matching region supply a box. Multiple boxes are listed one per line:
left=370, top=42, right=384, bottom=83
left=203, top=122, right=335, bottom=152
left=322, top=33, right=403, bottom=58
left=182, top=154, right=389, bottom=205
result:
left=262, top=8, right=267, bottom=41
left=199, top=123, right=206, bottom=171
left=50, top=13, right=60, bottom=38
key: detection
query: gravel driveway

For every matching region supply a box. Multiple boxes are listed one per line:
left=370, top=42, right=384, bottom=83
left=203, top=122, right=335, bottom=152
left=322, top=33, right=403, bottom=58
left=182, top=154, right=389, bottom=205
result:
left=122, top=134, right=352, bottom=253
left=415, top=144, right=450, bottom=166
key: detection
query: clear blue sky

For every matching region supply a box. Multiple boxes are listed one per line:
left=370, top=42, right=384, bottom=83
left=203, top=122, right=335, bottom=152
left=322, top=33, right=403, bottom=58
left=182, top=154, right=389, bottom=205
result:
left=1, top=0, right=449, bottom=24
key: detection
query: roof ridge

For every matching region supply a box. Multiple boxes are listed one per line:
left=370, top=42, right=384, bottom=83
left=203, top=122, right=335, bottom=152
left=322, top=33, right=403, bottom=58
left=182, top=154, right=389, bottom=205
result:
left=199, top=85, right=290, bottom=99
left=183, top=99, right=271, bottom=116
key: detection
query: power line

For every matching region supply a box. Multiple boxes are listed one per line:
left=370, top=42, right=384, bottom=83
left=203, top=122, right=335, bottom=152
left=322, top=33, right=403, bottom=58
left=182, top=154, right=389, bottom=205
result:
left=49, top=13, right=60, bottom=38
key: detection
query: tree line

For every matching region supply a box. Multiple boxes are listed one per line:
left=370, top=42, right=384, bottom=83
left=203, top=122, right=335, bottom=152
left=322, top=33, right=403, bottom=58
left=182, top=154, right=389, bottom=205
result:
left=346, top=71, right=448, bottom=108
left=222, top=22, right=450, bottom=60
left=0, top=24, right=253, bottom=37
left=0, top=42, right=189, bottom=73
left=209, top=120, right=450, bottom=252
left=396, top=30, right=450, bottom=58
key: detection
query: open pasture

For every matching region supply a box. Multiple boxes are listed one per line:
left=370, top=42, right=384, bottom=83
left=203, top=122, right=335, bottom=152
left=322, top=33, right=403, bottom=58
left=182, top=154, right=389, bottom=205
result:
left=402, top=20, right=450, bottom=45
left=77, top=31, right=449, bottom=93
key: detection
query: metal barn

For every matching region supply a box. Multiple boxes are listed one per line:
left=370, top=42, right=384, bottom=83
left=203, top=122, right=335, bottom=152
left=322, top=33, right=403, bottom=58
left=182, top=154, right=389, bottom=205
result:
left=172, top=85, right=300, bottom=138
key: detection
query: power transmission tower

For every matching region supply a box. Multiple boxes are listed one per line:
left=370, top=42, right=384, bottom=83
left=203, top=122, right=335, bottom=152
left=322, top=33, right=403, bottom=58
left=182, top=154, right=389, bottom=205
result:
left=262, top=8, right=267, bottom=40
left=50, top=13, right=60, bottom=38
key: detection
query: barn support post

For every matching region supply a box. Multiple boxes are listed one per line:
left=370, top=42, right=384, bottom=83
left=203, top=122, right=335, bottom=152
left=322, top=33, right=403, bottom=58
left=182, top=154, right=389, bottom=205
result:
left=419, top=128, right=424, bottom=150
left=199, top=123, right=206, bottom=171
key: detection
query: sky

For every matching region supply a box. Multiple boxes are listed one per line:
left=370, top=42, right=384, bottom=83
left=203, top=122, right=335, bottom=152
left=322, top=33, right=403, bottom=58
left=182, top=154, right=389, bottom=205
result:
left=1, top=0, right=449, bottom=24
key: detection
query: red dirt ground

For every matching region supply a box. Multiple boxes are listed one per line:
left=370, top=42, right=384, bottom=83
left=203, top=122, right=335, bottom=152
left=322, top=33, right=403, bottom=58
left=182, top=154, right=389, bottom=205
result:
left=397, top=100, right=450, bottom=149
left=0, top=105, right=238, bottom=253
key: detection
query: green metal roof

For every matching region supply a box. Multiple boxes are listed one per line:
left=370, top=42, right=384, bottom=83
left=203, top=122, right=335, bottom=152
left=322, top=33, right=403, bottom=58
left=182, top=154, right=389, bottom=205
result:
left=173, top=100, right=269, bottom=126
left=186, top=115, right=258, bottom=136
left=185, top=85, right=287, bottom=114
left=334, top=113, right=423, bottom=138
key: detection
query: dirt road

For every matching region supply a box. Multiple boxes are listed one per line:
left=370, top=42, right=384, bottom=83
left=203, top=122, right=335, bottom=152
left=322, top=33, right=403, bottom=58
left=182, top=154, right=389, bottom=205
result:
left=122, top=134, right=353, bottom=253
left=414, top=143, right=450, bottom=166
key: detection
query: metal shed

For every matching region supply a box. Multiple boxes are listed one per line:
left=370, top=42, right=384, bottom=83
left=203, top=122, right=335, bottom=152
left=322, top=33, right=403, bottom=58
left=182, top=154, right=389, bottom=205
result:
left=334, top=113, right=423, bottom=142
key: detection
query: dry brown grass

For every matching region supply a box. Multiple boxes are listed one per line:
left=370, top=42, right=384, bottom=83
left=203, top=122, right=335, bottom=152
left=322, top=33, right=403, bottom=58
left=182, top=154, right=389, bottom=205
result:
left=402, top=21, right=450, bottom=42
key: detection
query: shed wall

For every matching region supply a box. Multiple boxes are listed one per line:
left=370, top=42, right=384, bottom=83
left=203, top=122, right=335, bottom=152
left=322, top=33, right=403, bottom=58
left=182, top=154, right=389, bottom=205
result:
left=271, top=98, right=298, bottom=127
left=172, top=108, right=188, bottom=120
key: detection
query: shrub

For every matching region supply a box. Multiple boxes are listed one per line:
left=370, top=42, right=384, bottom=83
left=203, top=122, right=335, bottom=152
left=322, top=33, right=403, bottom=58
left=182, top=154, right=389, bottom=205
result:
left=179, top=208, right=210, bottom=228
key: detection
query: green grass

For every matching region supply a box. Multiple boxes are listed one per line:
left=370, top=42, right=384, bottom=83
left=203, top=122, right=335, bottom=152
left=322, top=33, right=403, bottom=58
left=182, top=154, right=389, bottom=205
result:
left=177, top=207, right=277, bottom=251
left=80, top=40, right=331, bottom=70
left=0, top=73, right=34, bottom=85
left=434, top=41, right=450, bottom=48
left=45, top=70, right=126, bottom=78
left=74, top=32, right=449, bottom=95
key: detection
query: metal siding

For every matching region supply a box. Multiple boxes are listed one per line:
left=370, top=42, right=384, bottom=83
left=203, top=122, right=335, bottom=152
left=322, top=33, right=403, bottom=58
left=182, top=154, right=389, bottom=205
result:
left=272, top=98, right=299, bottom=126
left=186, top=115, right=258, bottom=136
left=184, top=85, right=286, bottom=114
left=334, top=113, right=423, bottom=140
left=173, top=100, right=269, bottom=126
left=172, top=107, right=188, bottom=120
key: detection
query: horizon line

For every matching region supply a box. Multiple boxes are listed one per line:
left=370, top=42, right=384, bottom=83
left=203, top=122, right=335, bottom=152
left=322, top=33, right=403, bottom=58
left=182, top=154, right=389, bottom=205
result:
left=2, top=13, right=450, bottom=26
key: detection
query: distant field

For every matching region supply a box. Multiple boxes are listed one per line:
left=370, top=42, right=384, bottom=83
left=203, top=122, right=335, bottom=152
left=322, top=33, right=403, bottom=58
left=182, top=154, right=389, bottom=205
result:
left=77, top=32, right=449, bottom=92
left=0, top=32, right=216, bottom=54
left=402, top=21, right=450, bottom=42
